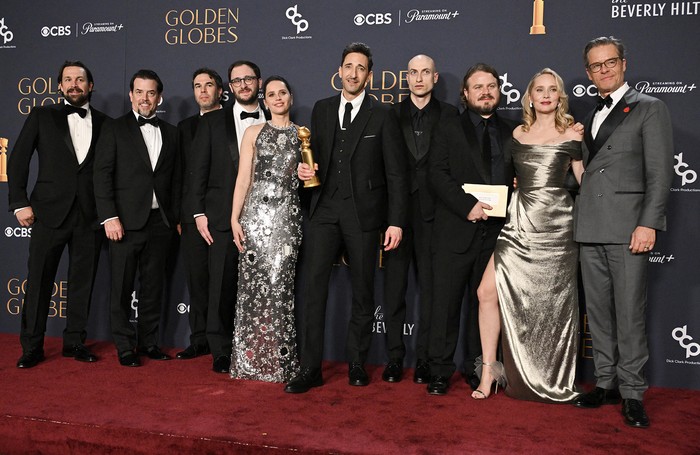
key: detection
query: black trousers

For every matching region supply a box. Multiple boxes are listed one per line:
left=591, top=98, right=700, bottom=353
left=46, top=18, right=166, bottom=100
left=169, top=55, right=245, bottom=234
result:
left=180, top=222, right=210, bottom=348
left=205, top=228, right=238, bottom=359
left=300, top=190, right=379, bottom=368
left=109, top=210, right=173, bottom=356
left=20, top=203, right=103, bottom=353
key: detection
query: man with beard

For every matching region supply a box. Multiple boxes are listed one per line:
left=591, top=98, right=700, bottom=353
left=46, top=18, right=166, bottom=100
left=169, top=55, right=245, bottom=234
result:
left=9, top=61, right=108, bottom=368
left=94, top=69, right=181, bottom=367
left=285, top=42, right=407, bottom=393
left=175, top=68, right=223, bottom=360
left=185, top=61, right=266, bottom=373
left=425, top=63, right=518, bottom=395
left=381, top=54, right=458, bottom=384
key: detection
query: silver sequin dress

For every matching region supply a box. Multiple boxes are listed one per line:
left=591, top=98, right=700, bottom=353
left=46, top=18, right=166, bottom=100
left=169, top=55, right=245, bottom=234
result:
left=496, top=139, right=581, bottom=402
left=230, top=122, right=302, bottom=382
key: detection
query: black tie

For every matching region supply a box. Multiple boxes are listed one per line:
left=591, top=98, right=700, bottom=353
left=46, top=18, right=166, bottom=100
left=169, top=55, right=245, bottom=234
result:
left=137, top=116, right=159, bottom=127
left=481, top=119, right=492, bottom=180
left=240, top=110, right=260, bottom=120
left=596, top=96, right=613, bottom=111
left=65, top=104, right=87, bottom=118
left=342, top=102, right=353, bottom=130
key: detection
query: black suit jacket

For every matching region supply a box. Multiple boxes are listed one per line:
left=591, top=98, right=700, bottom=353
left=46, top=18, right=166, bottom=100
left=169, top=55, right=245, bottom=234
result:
left=429, top=110, right=518, bottom=252
left=8, top=103, right=108, bottom=229
left=177, top=113, right=201, bottom=226
left=185, top=107, right=240, bottom=231
left=93, top=113, right=181, bottom=230
left=390, top=97, right=459, bottom=221
left=308, top=94, right=408, bottom=231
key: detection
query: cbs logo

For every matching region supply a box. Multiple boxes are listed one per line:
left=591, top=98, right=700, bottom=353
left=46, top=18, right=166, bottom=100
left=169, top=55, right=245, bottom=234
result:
left=572, top=84, right=599, bottom=98
left=354, top=13, right=392, bottom=26
left=5, top=227, right=32, bottom=238
left=41, top=25, right=72, bottom=37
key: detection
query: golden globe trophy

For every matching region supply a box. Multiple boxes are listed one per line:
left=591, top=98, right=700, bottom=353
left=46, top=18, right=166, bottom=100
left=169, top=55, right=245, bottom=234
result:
left=530, top=0, right=546, bottom=35
left=297, top=126, right=320, bottom=188
left=0, top=138, right=8, bottom=182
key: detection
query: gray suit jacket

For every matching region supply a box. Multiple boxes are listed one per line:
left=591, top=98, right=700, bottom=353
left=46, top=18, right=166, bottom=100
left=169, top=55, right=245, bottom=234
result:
left=574, top=87, right=673, bottom=243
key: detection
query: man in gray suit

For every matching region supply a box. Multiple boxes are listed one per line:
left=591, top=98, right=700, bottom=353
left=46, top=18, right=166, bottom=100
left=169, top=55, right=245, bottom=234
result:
left=573, top=36, right=673, bottom=429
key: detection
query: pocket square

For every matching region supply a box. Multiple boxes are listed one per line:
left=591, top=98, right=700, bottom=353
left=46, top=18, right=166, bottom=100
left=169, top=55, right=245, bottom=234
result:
left=363, top=134, right=377, bottom=138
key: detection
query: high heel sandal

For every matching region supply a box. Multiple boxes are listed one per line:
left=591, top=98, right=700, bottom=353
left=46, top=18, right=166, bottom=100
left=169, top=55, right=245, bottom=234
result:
left=471, top=355, right=507, bottom=400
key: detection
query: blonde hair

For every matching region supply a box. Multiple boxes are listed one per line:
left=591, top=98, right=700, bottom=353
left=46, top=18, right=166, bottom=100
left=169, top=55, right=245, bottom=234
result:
left=521, top=68, right=574, bottom=133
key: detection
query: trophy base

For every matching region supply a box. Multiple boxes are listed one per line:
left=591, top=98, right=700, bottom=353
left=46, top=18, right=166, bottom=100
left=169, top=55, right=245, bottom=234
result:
left=530, top=25, right=545, bottom=35
left=304, top=176, right=321, bottom=188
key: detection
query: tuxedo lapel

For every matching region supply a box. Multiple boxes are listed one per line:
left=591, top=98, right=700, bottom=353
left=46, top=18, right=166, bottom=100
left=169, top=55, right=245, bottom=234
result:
left=420, top=98, right=442, bottom=162
left=583, top=110, right=595, bottom=164
left=345, top=95, right=372, bottom=160
left=126, top=114, right=153, bottom=170
left=590, top=88, right=640, bottom=165
left=154, top=125, right=170, bottom=171
left=53, top=107, right=79, bottom=163
left=399, top=100, right=419, bottom=160
left=80, top=108, right=103, bottom=170
left=225, top=106, right=239, bottom=165
left=459, top=112, right=489, bottom=182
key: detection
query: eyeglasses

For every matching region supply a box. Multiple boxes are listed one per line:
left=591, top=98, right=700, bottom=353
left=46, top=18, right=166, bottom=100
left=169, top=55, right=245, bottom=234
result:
left=230, top=76, right=257, bottom=87
left=587, top=57, right=622, bottom=73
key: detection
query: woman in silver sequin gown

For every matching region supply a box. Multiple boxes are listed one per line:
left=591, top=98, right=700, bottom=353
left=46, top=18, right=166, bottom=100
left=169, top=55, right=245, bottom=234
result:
left=472, top=69, right=584, bottom=402
left=229, top=76, right=301, bottom=382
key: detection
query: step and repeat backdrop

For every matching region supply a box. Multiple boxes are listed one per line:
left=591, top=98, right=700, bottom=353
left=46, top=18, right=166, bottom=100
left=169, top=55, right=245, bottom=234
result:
left=0, top=1, right=698, bottom=388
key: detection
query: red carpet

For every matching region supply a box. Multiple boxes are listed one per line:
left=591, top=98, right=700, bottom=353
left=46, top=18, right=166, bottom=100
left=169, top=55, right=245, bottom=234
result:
left=1, top=334, right=699, bottom=454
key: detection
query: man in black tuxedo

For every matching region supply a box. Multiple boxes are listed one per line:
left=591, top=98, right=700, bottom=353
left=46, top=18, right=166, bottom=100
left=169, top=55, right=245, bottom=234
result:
left=285, top=42, right=408, bottom=393
left=426, top=63, right=517, bottom=395
left=8, top=61, right=107, bottom=368
left=381, top=54, right=458, bottom=384
left=186, top=61, right=266, bottom=373
left=573, top=37, right=673, bottom=428
left=94, top=69, right=181, bottom=367
left=175, top=68, right=224, bottom=360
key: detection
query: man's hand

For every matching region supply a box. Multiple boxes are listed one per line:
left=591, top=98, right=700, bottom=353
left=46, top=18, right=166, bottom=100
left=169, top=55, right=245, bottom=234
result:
left=572, top=122, right=585, bottom=135
left=16, top=207, right=35, bottom=227
left=629, top=226, right=656, bottom=254
left=195, top=215, right=214, bottom=245
left=383, top=226, right=403, bottom=251
left=297, top=162, right=318, bottom=181
left=467, top=202, right=492, bottom=223
left=104, top=218, right=125, bottom=242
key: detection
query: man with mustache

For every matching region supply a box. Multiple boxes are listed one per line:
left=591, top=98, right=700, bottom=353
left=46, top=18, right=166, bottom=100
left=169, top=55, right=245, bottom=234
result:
left=94, top=69, right=181, bottom=367
left=425, top=63, right=518, bottom=395
left=8, top=61, right=109, bottom=368
left=286, top=42, right=408, bottom=393
left=175, top=68, right=224, bottom=360
left=185, top=61, right=266, bottom=373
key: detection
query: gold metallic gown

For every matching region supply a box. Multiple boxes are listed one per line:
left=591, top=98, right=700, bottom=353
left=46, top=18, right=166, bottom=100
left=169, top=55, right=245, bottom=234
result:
left=495, top=139, right=581, bottom=403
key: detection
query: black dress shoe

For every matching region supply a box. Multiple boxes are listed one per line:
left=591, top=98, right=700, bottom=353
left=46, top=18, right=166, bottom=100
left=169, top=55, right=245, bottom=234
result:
left=140, top=346, right=172, bottom=360
left=63, top=344, right=98, bottom=362
left=17, top=350, right=45, bottom=369
left=382, top=360, right=403, bottom=383
left=348, top=362, right=369, bottom=386
left=573, top=387, right=622, bottom=408
left=284, top=367, right=323, bottom=393
left=176, top=344, right=210, bottom=359
left=427, top=376, right=450, bottom=395
left=466, top=372, right=480, bottom=391
left=622, top=399, right=650, bottom=428
left=413, top=360, right=431, bottom=384
left=212, top=355, right=231, bottom=373
left=119, top=352, right=141, bottom=367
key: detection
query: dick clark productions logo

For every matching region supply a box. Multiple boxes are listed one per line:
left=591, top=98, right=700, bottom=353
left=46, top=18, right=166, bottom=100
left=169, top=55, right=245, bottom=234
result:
left=673, top=325, right=700, bottom=358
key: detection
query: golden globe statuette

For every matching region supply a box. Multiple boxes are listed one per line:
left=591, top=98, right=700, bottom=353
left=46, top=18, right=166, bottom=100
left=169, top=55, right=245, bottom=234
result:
left=530, top=0, right=546, bottom=35
left=297, top=126, right=320, bottom=188
left=0, top=138, right=8, bottom=182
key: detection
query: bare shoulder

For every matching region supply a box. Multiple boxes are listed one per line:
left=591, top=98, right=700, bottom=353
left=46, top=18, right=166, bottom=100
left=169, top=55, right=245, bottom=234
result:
left=512, top=125, right=527, bottom=141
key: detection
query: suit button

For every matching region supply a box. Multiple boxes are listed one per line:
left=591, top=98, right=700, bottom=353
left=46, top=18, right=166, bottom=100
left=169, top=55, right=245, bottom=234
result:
left=607, top=145, right=612, bottom=150
left=597, top=193, right=603, bottom=197
left=599, top=168, right=605, bottom=173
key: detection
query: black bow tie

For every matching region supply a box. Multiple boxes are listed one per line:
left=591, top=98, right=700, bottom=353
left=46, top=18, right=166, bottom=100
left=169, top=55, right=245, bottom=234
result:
left=138, top=116, right=159, bottom=127
left=240, top=110, right=260, bottom=120
left=596, top=96, right=613, bottom=111
left=65, top=104, right=87, bottom=118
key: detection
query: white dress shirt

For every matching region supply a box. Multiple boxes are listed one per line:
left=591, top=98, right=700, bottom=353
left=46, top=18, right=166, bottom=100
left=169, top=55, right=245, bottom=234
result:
left=592, top=82, right=629, bottom=139
left=338, top=91, right=365, bottom=130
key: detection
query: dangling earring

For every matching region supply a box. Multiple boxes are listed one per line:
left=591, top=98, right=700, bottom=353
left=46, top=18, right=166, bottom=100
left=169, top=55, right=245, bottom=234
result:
left=529, top=102, right=533, bottom=108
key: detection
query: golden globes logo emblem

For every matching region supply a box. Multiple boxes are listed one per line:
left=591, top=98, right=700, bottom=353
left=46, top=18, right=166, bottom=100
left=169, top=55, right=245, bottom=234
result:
left=0, top=137, right=8, bottom=182
left=331, top=69, right=411, bottom=105
left=17, top=75, right=64, bottom=115
left=530, top=0, right=546, bottom=34
left=165, top=8, right=239, bottom=45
